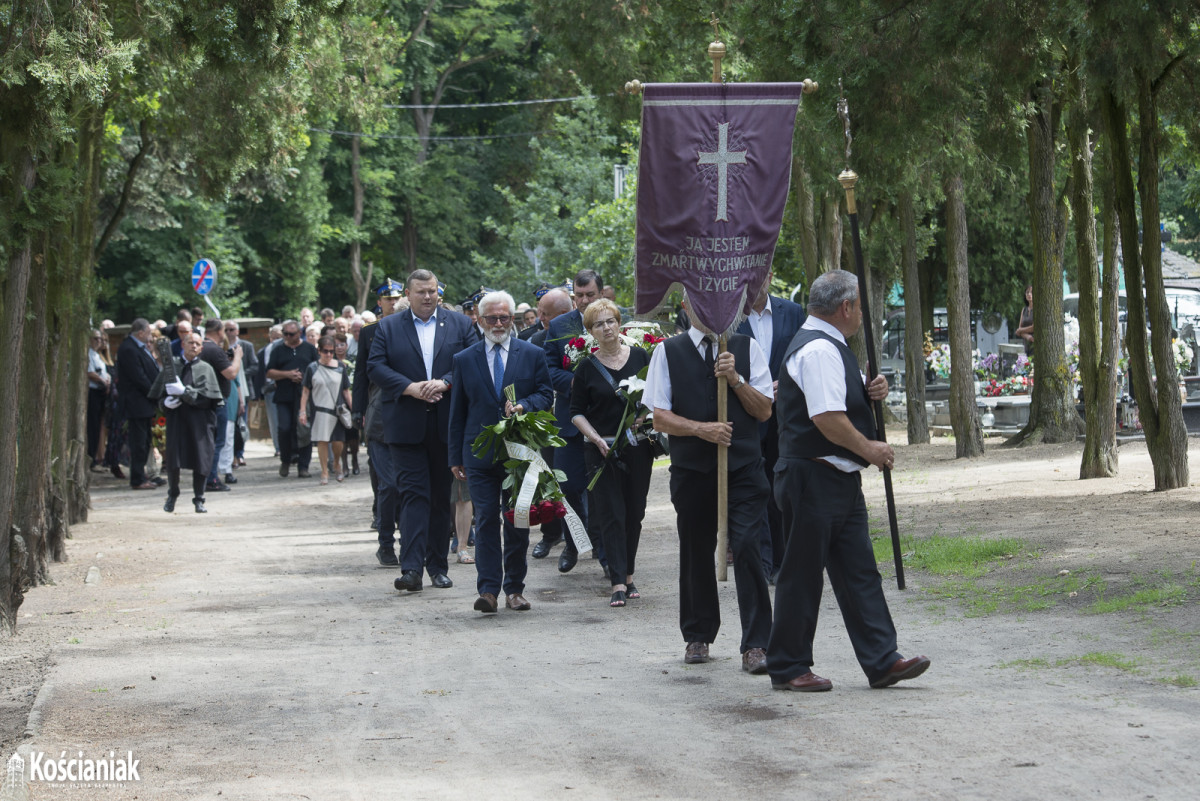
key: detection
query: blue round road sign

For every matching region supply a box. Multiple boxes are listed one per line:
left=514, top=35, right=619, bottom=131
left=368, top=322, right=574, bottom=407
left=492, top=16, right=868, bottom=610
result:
left=192, top=259, right=217, bottom=296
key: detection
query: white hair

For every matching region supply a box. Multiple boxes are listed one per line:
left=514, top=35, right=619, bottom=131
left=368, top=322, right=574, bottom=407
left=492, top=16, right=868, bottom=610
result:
left=478, top=290, right=516, bottom=318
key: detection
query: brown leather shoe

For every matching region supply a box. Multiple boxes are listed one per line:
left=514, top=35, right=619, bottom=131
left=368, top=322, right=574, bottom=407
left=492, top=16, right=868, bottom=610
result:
left=772, top=672, right=833, bottom=692
left=742, top=648, right=768, bottom=675
left=684, top=642, right=709, bottom=664
left=505, top=593, right=531, bottom=611
left=870, top=655, right=931, bottom=688
left=473, top=593, right=498, bottom=614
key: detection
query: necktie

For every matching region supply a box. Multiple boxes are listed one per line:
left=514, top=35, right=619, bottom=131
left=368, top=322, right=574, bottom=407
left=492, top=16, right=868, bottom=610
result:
left=703, top=337, right=715, bottom=372
left=493, top=343, right=505, bottom=398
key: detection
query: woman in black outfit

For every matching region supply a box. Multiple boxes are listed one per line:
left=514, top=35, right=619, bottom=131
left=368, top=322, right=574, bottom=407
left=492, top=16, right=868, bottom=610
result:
left=570, top=299, right=653, bottom=608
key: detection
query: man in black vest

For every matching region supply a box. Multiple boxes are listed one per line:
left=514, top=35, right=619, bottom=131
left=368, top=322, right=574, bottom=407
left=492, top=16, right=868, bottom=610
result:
left=643, top=298, right=774, bottom=674
left=767, top=270, right=929, bottom=692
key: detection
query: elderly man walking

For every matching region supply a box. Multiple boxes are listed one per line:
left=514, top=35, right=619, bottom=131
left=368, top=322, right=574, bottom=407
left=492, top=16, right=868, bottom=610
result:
left=450, top=291, right=553, bottom=614
left=767, top=269, right=930, bottom=692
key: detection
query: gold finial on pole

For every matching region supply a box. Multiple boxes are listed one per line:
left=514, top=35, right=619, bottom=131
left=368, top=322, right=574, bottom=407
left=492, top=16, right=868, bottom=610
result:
left=625, top=80, right=643, bottom=95
left=837, top=80, right=858, bottom=214
left=708, top=13, right=726, bottom=83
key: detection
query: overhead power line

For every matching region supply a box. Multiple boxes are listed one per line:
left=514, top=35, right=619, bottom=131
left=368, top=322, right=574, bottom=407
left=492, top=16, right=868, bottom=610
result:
left=384, top=93, right=609, bottom=110
left=308, top=127, right=553, bottom=141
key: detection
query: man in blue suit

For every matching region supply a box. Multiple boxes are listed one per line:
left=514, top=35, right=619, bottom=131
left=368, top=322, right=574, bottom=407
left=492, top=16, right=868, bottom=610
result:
left=736, top=270, right=806, bottom=580
left=542, top=269, right=603, bottom=574
left=450, top=291, right=554, bottom=614
left=368, top=269, right=473, bottom=594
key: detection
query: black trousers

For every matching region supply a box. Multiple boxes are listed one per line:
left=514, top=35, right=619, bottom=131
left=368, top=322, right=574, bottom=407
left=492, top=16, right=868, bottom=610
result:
left=167, top=466, right=207, bottom=502
left=391, top=420, right=453, bottom=578
left=766, top=458, right=900, bottom=685
left=275, top=397, right=312, bottom=470
left=670, top=461, right=772, bottom=653
left=87, top=387, right=107, bottom=461
left=127, top=415, right=152, bottom=487
left=585, top=441, right=652, bottom=587
left=761, top=424, right=786, bottom=573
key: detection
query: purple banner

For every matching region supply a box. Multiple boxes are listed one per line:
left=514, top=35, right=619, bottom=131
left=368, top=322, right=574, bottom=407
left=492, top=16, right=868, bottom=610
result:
left=635, top=83, right=805, bottom=335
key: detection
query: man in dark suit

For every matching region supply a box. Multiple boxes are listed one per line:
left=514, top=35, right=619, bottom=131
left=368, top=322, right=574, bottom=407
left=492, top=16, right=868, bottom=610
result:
left=354, top=279, right=403, bottom=557
left=116, top=318, right=163, bottom=489
left=736, top=271, right=806, bottom=580
left=368, top=269, right=473, bottom=594
left=450, top=291, right=554, bottom=614
left=542, top=269, right=603, bottom=573
left=527, top=287, right=575, bottom=560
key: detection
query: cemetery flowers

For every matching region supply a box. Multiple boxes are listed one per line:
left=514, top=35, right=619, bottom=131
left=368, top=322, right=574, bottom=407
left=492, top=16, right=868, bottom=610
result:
left=982, top=375, right=1033, bottom=397
left=925, top=342, right=952, bottom=380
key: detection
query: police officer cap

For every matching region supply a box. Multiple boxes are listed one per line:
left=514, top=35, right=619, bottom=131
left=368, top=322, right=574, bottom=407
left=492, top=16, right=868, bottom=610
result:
left=375, top=278, right=403, bottom=298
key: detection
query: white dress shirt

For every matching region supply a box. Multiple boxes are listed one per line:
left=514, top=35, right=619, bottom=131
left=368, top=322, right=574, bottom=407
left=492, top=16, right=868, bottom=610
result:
left=784, top=316, right=866, bottom=472
left=643, top=328, right=773, bottom=412
left=413, top=310, right=438, bottom=380
left=745, top=296, right=773, bottom=365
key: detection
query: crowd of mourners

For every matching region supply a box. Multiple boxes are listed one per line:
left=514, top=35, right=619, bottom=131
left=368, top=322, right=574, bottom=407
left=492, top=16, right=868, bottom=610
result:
left=88, top=267, right=931, bottom=692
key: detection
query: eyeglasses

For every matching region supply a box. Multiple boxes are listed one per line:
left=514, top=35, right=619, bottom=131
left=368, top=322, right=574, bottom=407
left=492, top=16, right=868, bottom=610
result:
left=483, top=315, right=512, bottom=325
left=320, top=349, right=335, bottom=355
left=592, top=318, right=619, bottom=329
left=284, top=330, right=300, bottom=337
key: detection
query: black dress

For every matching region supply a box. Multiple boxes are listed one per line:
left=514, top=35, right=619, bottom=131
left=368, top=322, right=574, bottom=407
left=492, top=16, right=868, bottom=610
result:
left=570, top=348, right=653, bottom=587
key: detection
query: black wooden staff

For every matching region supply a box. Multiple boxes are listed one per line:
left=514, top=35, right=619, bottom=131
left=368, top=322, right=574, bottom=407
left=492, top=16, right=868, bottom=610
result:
left=837, top=167, right=906, bottom=589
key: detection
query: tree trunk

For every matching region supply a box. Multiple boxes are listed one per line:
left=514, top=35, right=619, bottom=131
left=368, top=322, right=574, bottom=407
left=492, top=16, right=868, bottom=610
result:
left=1011, top=78, right=1078, bottom=446
left=795, top=159, right=821, bottom=290
left=1136, top=78, right=1188, bottom=487
left=943, top=174, right=983, bottom=457
left=0, top=146, right=35, bottom=635
left=899, top=190, right=929, bottom=444
left=349, top=131, right=369, bottom=310
left=14, top=232, right=52, bottom=586
left=818, top=192, right=843, bottom=275
left=1070, top=75, right=1117, bottom=479
left=1102, top=85, right=1188, bottom=490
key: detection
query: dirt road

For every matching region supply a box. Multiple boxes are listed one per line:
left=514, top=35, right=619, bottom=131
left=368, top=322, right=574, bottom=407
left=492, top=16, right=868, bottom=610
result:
left=4, top=436, right=1199, bottom=799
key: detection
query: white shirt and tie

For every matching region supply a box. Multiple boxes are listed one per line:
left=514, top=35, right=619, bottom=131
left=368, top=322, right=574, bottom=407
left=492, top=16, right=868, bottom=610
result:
left=413, top=310, right=439, bottom=380
left=487, top=337, right=510, bottom=393
left=642, top=327, right=773, bottom=412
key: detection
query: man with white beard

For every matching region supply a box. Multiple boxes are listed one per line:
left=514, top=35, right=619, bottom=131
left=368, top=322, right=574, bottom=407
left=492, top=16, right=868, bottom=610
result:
left=449, top=291, right=554, bottom=614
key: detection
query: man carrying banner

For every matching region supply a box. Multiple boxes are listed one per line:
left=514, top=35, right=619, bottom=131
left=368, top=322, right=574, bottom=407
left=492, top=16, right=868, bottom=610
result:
left=766, top=270, right=930, bottom=691
left=643, top=299, right=774, bottom=672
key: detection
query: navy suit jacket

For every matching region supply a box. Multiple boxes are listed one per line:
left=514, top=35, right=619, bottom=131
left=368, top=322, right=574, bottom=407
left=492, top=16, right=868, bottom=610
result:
left=116, top=335, right=161, bottom=419
left=367, top=308, right=473, bottom=445
left=449, top=337, right=554, bottom=470
left=352, top=320, right=381, bottom=417
left=543, top=307, right=584, bottom=436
